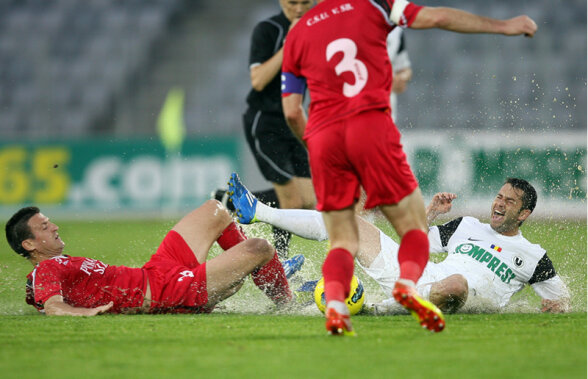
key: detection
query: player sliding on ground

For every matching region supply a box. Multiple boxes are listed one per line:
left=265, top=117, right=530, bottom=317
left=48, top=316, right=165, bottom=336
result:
left=228, top=174, right=570, bottom=314
left=5, top=199, right=304, bottom=315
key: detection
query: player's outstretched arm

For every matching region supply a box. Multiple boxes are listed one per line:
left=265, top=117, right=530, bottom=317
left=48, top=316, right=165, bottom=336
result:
left=410, top=7, right=537, bottom=37
left=44, top=295, right=113, bottom=316
left=426, top=192, right=457, bottom=224
left=532, top=274, right=571, bottom=313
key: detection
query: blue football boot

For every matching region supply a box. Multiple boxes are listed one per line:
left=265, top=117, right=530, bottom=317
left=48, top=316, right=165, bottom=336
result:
left=227, top=172, right=258, bottom=224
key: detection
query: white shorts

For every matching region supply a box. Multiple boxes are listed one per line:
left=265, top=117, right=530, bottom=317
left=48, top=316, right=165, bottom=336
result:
left=356, top=230, right=400, bottom=298
left=360, top=231, right=502, bottom=312
left=356, top=231, right=462, bottom=300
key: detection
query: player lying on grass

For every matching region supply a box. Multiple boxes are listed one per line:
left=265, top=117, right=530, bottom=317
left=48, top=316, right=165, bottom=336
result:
left=228, top=174, right=570, bottom=313
left=5, top=199, right=304, bottom=316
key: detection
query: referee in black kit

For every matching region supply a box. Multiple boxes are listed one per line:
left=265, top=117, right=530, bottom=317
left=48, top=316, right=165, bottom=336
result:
left=242, top=0, right=316, bottom=259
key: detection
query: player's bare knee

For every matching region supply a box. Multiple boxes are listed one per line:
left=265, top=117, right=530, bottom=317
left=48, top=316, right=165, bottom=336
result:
left=445, top=274, right=468, bottom=296
left=430, top=274, right=468, bottom=313
left=243, top=238, right=274, bottom=264
left=204, top=199, right=232, bottom=226
left=205, top=198, right=228, bottom=214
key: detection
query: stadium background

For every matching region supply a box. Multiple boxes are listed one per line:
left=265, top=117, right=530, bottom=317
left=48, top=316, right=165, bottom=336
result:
left=0, top=0, right=585, bottom=220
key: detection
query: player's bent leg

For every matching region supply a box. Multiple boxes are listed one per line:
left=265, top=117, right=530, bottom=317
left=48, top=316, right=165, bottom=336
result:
left=429, top=274, right=468, bottom=313
left=321, top=208, right=359, bottom=336
left=173, top=199, right=233, bottom=263
left=380, top=188, right=445, bottom=332
left=205, top=238, right=274, bottom=304
left=382, top=190, right=429, bottom=285
left=379, top=187, right=428, bottom=237
left=206, top=280, right=245, bottom=308
left=355, top=216, right=385, bottom=268
left=273, top=177, right=314, bottom=210
left=272, top=177, right=315, bottom=259
left=292, top=177, right=317, bottom=210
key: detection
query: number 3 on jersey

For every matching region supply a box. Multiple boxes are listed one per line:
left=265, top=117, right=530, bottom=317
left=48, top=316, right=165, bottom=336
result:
left=326, top=38, right=368, bottom=97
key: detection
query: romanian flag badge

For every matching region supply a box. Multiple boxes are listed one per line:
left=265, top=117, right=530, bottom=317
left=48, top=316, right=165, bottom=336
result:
left=491, top=244, right=502, bottom=252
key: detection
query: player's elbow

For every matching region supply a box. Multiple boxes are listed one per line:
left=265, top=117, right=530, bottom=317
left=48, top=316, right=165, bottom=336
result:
left=251, top=79, right=265, bottom=92
left=44, top=303, right=64, bottom=316
left=283, top=108, right=299, bottom=125
left=282, top=102, right=301, bottom=124
left=250, top=68, right=267, bottom=92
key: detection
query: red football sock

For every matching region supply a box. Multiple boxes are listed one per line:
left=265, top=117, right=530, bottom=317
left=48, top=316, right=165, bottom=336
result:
left=217, top=222, right=247, bottom=250
left=397, top=229, right=429, bottom=284
left=322, top=248, right=354, bottom=304
left=251, top=252, right=292, bottom=305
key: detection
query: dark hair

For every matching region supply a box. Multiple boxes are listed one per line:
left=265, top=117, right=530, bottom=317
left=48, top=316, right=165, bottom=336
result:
left=5, top=206, right=40, bottom=258
left=505, top=178, right=537, bottom=212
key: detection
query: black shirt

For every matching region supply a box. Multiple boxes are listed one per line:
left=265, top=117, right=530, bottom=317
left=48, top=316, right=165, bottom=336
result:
left=245, top=12, right=290, bottom=115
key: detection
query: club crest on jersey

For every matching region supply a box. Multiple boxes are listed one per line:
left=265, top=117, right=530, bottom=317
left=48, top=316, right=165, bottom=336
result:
left=52, top=256, right=69, bottom=265
left=178, top=270, right=195, bottom=282
left=513, top=256, right=524, bottom=268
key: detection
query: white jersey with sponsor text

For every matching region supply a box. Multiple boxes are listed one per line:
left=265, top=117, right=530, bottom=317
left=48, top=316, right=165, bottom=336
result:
left=424, top=216, right=559, bottom=308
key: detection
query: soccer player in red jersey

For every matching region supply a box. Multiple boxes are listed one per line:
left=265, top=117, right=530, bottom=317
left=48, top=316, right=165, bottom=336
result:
left=5, top=200, right=292, bottom=315
left=281, top=0, right=537, bottom=335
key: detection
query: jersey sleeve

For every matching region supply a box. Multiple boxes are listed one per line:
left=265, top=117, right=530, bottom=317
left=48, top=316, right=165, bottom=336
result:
left=249, top=21, right=279, bottom=68
left=373, top=0, right=424, bottom=27
left=528, top=253, right=557, bottom=284
left=428, top=217, right=464, bottom=253
left=281, top=29, right=304, bottom=96
left=531, top=275, right=570, bottom=301
left=25, top=277, right=44, bottom=312
left=31, top=263, right=63, bottom=306
left=427, top=226, right=444, bottom=253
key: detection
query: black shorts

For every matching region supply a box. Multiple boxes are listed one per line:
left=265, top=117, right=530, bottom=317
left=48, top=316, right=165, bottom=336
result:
left=243, top=108, right=311, bottom=184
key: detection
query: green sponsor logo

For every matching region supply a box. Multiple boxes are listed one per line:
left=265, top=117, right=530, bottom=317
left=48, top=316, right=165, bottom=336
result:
left=454, top=243, right=516, bottom=283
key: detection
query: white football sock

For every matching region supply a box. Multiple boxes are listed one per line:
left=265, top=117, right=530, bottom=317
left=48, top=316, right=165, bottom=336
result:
left=255, top=202, right=328, bottom=241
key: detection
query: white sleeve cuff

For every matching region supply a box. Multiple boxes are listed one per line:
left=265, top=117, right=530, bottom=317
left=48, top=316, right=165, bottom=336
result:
left=531, top=275, right=570, bottom=300
left=390, top=0, right=409, bottom=25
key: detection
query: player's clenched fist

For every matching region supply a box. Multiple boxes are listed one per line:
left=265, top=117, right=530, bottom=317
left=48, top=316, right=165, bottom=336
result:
left=505, top=15, right=538, bottom=37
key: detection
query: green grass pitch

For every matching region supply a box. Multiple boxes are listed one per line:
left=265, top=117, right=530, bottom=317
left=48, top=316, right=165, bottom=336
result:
left=0, top=218, right=586, bottom=378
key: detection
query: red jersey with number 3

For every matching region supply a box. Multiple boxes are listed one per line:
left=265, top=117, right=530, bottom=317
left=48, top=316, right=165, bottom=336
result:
left=282, top=0, right=422, bottom=139
left=26, top=255, right=147, bottom=313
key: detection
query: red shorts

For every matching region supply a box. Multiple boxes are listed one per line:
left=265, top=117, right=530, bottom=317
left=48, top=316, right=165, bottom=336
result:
left=143, top=230, right=210, bottom=313
left=306, top=109, right=418, bottom=211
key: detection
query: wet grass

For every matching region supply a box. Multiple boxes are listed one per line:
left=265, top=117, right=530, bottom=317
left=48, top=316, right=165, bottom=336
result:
left=0, top=313, right=585, bottom=378
left=0, top=218, right=585, bottom=378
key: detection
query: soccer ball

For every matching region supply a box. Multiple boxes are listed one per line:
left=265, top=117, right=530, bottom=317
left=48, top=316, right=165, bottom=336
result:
left=314, top=275, right=365, bottom=315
